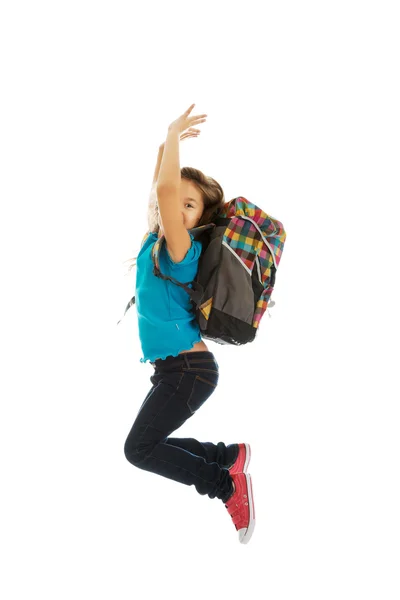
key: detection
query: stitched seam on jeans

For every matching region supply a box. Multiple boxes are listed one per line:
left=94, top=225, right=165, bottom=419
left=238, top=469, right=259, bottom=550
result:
left=184, top=359, right=216, bottom=363
left=182, top=368, right=219, bottom=375
left=144, top=454, right=225, bottom=485
left=196, top=375, right=218, bottom=388
left=186, top=376, right=198, bottom=415
left=138, top=372, right=185, bottom=442
left=186, top=374, right=218, bottom=414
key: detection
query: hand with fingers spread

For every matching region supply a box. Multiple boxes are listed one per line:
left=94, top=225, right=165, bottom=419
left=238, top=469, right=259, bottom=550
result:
left=168, top=103, right=207, bottom=135
left=159, top=127, right=200, bottom=152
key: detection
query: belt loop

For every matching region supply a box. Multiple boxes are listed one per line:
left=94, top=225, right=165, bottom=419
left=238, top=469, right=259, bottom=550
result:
left=183, top=353, right=190, bottom=369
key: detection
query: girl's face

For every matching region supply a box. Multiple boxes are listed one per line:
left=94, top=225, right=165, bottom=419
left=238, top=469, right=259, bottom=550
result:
left=158, top=179, right=204, bottom=237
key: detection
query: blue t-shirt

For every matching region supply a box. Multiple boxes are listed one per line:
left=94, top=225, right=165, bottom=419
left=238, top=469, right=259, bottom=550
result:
left=134, top=231, right=203, bottom=363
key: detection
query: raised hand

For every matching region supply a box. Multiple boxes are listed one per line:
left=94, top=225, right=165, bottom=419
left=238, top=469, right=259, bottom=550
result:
left=159, top=127, right=200, bottom=151
left=168, top=103, right=207, bottom=135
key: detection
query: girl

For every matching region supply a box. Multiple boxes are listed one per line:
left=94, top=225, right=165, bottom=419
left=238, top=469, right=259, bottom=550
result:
left=123, top=104, right=256, bottom=544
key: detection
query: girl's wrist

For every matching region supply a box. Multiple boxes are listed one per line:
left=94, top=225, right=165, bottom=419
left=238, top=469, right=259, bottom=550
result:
left=167, top=125, right=180, bottom=136
left=160, top=127, right=179, bottom=150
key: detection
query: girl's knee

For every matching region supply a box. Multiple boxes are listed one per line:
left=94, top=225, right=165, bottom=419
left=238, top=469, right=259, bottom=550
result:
left=124, top=436, right=152, bottom=465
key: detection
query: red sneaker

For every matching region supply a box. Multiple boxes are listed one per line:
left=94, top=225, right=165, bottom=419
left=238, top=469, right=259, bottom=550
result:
left=224, top=472, right=256, bottom=544
left=228, top=443, right=251, bottom=475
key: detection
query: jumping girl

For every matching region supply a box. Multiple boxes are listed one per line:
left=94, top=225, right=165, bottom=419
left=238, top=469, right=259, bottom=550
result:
left=123, top=104, right=256, bottom=544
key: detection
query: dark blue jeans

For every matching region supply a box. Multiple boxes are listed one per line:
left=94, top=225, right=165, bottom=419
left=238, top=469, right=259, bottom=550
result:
left=124, top=351, right=238, bottom=503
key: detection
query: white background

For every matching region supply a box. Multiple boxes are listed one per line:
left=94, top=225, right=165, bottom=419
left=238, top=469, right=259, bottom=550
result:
left=1, top=1, right=399, bottom=598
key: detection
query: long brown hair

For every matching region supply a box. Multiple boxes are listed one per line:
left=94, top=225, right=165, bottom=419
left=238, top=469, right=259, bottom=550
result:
left=123, top=166, right=225, bottom=274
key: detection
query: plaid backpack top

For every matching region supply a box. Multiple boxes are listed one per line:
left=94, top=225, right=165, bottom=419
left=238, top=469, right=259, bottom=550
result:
left=118, top=196, right=286, bottom=346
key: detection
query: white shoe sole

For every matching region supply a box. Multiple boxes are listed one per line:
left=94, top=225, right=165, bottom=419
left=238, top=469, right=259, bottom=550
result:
left=238, top=472, right=255, bottom=544
left=243, top=443, right=251, bottom=473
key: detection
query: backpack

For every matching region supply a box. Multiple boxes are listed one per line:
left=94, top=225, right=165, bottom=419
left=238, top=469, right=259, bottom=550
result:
left=117, top=196, right=286, bottom=346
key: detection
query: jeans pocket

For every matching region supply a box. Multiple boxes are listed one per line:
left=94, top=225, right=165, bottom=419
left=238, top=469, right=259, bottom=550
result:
left=186, top=372, right=219, bottom=415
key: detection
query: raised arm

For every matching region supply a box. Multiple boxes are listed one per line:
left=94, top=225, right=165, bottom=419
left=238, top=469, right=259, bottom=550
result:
left=146, top=145, right=165, bottom=232
left=156, top=104, right=207, bottom=261
left=147, top=125, right=201, bottom=232
left=152, top=145, right=164, bottom=185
